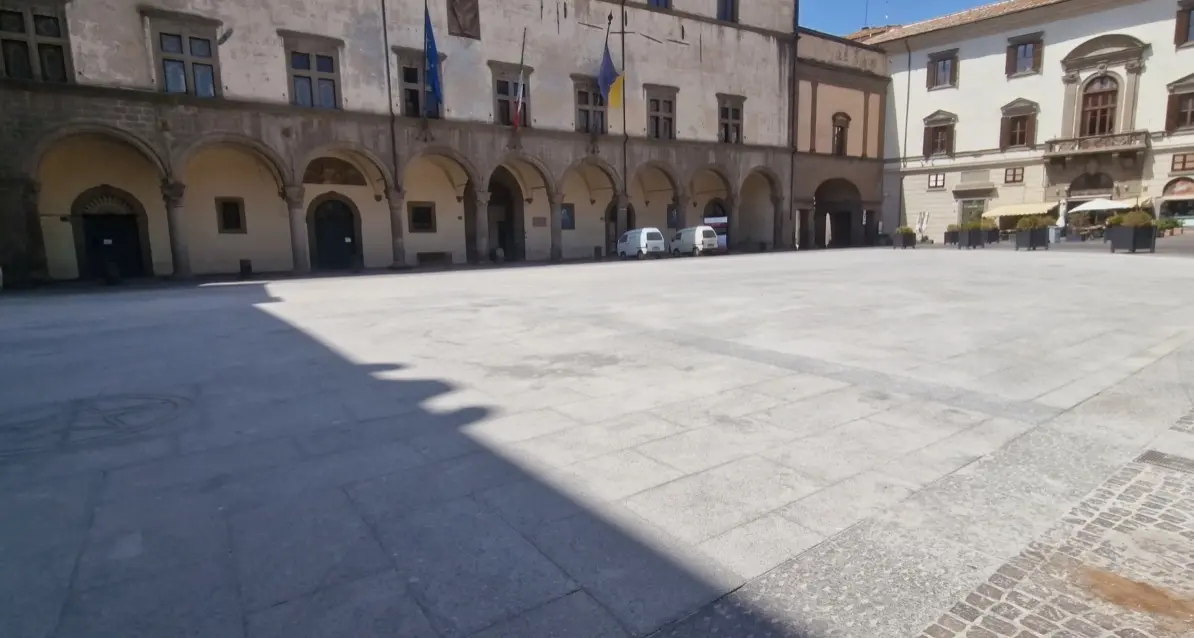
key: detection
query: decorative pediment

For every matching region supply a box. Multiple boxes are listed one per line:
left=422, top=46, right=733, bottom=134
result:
left=923, top=110, right=957, bottom=125
left=1168, top=73, right=1194, bottom=94
left=1062, top=34, right=1148, bottom=72
left=1001, top=98, right=1040, bottom=116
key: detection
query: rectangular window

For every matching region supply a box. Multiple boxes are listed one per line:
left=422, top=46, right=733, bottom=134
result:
left=561, top=203, right=576, bottom=231
left=928, top=173, right=946, bottom=189
left=216, top=198, right=246, bottom=234
left=447, top=0, right=481, bottom=39
left=146, top=12, right=220, bottom=97
left=648, top=0, right=672, bottom=8
left=1004, top=167, right=1025, bottom=184
left=0, top=5, right=70, bottom=82
left=1005, top=34, right=1043, bottom=76
left=717, top=0, right=738, bottom=22
left=1174, top=153, right=1194, bottom=172
left=646, top=85, right=677, bottom=140
left=717, top=94, right=743, bottom=144
left=408, top=202, right=437, bottom=233
left=926, top=50, right=958, bottom=89
left=1005, top=115, right=1029, bottom=148
left=495, top=77, right=528, bottom=126
left=575, top=82, right=606, bottom=134
left=288, top=50, right=339, bottom=108
left=831, top=124, right=848, bottom=156
left=924, top=124, right=954, bottom=156
left=396, top=49, right=443, bottom=119
left=1176, top=6, right=1193, bottom=47
left=1168, top=92, right=1194, bottom=131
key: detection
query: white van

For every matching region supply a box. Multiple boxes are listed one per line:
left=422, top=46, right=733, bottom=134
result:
left=669, top=226, right=720, bottom=256
left=617, top=227, right=667, bottom=259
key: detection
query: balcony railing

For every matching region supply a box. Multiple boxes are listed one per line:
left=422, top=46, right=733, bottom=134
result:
left=1044, top=130, right=1149, bottom=157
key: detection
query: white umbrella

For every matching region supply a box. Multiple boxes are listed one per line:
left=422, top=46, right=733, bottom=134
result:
left=1068, top=198, right=1134, bottom=213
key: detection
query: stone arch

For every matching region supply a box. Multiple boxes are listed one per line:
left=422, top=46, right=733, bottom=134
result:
left=739, top=166, right=783, bottom=251
left=298, top=142, right=393, bottom=195
left=401, top=146, right=482, bottom=195
left=26, top=123, right=168, bottom=178
left=305, top=191, right=363, bottom=270
left=813, top=178, right=863, bottom=249
left=558, top=156, right=623, bottom=199
left=686, top=163, right=736, bottom=201
left=629, top=160, right=684, bottom=232
left=630, top=160, right=685, bottom=199
left=487, top=152, right=557, bottom=204
left=68, top=184, right=154, bottom=279
left=175, top=133, right=291, bottom=189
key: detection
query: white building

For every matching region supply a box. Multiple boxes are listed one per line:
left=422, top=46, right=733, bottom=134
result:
left=854, top=0, right=1194, bottom=241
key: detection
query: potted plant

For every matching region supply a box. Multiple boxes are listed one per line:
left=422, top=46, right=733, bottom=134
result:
left=1067, top=212, right=1091, bottom=242
left=957, top=221, right=986, bottom=249
left=1108, top=210, right=1156, bottom=253
left=893, top=226, right=917, bottom=249
left=1014, top=216, right=1050, bottom=251
left=981, top=219, right=1000, bottom=244
left=944, top=224, right=960, bottom=246
left=1157, top=218, right=1180, bottom=237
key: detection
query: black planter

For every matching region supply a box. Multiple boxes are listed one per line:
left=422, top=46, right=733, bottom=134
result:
left=1014, top=228, right=1049, bottom=251
left=985, top=228, right=1000, bottom=244
left=943, top=230, right=959, bottom=245
left=957, top=229, right=986, bottom=249
left=1108, top=225, right=1156, bottom=253
left=892, top=232, right=917, bottom=249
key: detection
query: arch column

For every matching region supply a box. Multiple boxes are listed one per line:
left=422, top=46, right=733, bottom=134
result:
left=161, top=180, right=190, bottom=278
left=282, top=186, right=310, bottom=273
left=771, top=194, right=786, bottom=250
left=548, top=192, right=563, bottom=262
left=674, top=194, right=691, bottom=231
left=474, top=190, right=490, bottom=263
left=387, top=188, right=406, bottom=268
left=616, top=192, right=630, bottom=236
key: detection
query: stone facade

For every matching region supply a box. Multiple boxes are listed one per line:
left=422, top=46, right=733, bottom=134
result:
left=0, top=0, right=888, bottom=285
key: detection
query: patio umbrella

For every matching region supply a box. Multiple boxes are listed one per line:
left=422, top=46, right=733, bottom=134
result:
left=1068, top=198, right=1135, bottom=213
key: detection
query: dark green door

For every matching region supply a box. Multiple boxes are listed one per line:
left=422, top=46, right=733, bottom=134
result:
left=83, top=214, right=145, bottom=279
left=312, top=199, right=357, bottom=270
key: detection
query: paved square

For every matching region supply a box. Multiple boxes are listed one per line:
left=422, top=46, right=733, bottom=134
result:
left=3, top=248, right=1194, bottom=637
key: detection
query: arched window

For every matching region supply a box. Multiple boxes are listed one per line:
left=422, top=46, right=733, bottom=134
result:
left=831, top=113, right=850, bottom=156
left=1081, top=76, right=1118, bottom=137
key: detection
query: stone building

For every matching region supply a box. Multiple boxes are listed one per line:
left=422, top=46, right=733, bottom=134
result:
left=855, top=0, right=1194, bottom=242
left=0, top=0, right=888, bottom=284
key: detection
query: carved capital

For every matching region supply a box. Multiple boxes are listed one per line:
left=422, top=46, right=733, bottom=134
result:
left=281, top=185, right=305, bottom=208
left=1125, top=60, right=1144, bottom=75
left=476, top=191, right=491, bottom=207
left=547, top=192, right=564, bottom=208
left=1063, top=71, right=1081, bottom=85
left=616, top=192, right=630, bottom=209
left=160, top=180, right=186, bottom=208
left=386, top=188, right=405, bottom=208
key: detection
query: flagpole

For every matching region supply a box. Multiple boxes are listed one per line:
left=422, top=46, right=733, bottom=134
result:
left=620, top=0, right=628, bottom=210
left=422, top=0, right=429, bottom=122
left=515, top=27, right=527, bottom=128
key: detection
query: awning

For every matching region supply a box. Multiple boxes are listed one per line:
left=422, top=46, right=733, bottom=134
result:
left=1069, top=197, right=1152, bottom=212
left=981, top=201, right=1058, bottom=219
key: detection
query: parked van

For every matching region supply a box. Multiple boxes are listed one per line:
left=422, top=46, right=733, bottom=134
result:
left=669, top=226, right=720, bottom=256
left=617, top=228, right=667, bottom=259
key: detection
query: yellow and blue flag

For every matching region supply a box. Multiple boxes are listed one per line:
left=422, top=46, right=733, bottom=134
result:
left=597, top=41, right=622, bottom=109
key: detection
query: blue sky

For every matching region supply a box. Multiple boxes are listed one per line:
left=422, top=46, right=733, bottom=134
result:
left=801, top=0, right=988, bottom=35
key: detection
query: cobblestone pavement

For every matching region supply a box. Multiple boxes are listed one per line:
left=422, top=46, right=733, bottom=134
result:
left=916, top=449, right=1194, bottom=638
left=4, top=249, right=1194, bottom=638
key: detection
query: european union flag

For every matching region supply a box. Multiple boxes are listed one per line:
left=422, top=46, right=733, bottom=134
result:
left=597, top=42, right=622, bottom=109
left=423, top=6, right=443, bottom=117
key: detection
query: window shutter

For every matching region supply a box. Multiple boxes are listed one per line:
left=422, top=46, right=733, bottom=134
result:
left=923, top=126, right=932, bottom=157
left=946, top=126, right=956, bottom=156
left=1167, top=94, right=1181, bottom=132
left=950, top=57, right=959, bottom=85
left=999, top=116, right=1010, bottom=150
left=1177, top=9, right=1191, bottom=47
left=1026, top=115, right=1037, bottom=148
left=1031, top=42, right=1043, bottom=72
left=1005, top=46, right=1016, bottom=76
left=926, top=63, right=935, bottom=89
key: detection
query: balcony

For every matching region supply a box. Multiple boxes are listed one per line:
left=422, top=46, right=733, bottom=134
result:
left=1044, top=130, right=1149, bottom=158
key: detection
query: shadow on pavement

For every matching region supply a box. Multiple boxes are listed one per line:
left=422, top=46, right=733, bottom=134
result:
left=0, top=282, right=815, bottom=637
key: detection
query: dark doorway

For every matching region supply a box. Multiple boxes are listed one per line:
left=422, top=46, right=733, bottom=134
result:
left=604, top=201, right=637, bottom=256
left=829, top=211, right=854, bottom=248
left=813, top=179, right=863, bottom=249
left=70, top=185, right=154, bottom=280
left=487, top=168, right=526, bottom=262
left=309, top=197, right=360, bottom=270
left=82, top=214, right=145, bottom=279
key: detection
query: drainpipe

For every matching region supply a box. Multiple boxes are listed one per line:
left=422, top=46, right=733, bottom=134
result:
left=381, top=0, right=399, bottom=195
left=900, top=38, right=912, bottom=227
left=788, top=0, right=800, bottom=249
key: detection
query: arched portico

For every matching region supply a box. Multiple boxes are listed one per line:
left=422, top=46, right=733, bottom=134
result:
left=69, top=185, right=154, bottom=280
left=559, top=157, right=620, bottom=259
left=688, top=165, right=733, bottom=249
left=401, top=149, right=478, bottom=266
left=483, top=154, right=557, bottom=261
left=739, top=168, right=783, bottom=252
left=629, top=161, right=683, bottom=238
left=300, top=149, right=393, bottom=270
left=813, top=178, right=863, bottom=249
left=306, top=192, right=363, bottom=271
